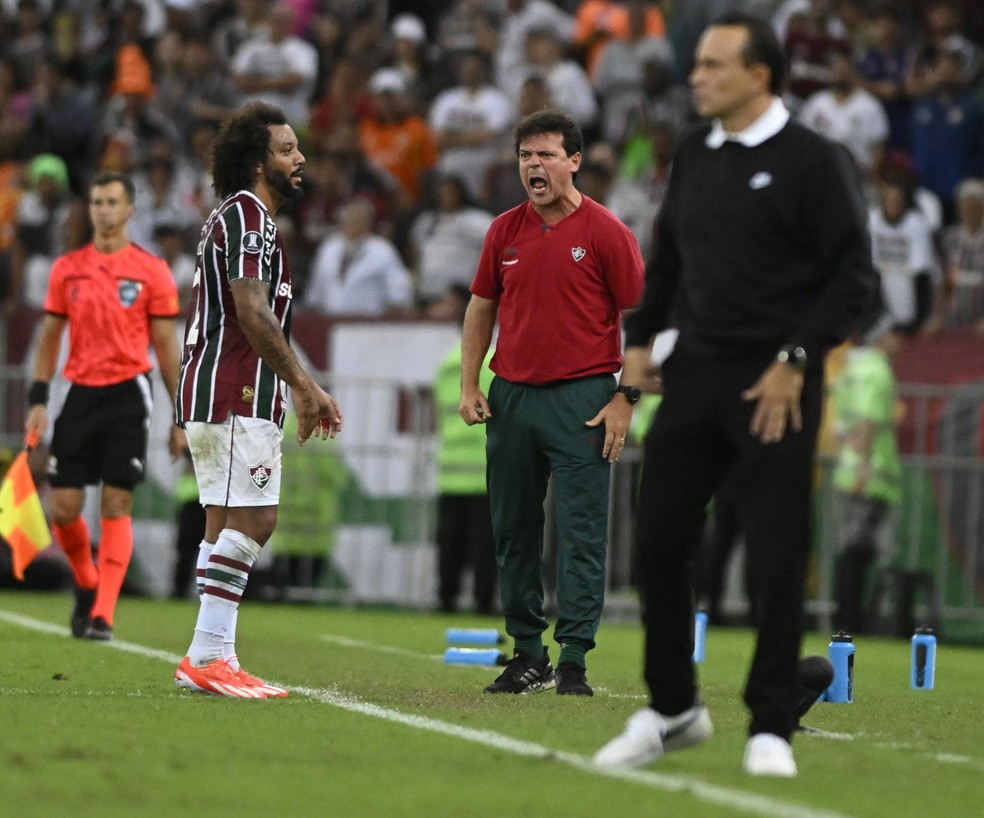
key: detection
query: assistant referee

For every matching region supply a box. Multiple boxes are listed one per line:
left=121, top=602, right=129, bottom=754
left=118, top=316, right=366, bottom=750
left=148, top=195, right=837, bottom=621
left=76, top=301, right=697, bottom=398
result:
left=25, top=170, right=183, bottom=641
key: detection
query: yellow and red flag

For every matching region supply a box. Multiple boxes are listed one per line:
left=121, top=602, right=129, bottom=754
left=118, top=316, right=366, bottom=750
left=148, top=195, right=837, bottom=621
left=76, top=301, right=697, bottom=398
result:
left=0, top=430, right=51, bottom=580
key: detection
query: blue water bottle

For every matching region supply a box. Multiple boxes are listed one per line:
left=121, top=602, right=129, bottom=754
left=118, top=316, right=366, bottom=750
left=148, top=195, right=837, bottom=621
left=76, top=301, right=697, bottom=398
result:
left=826, top=631, right=855, bottom=703
left=692, top=610, right=708, bottom=663
left=911, top=626, right=936, bottom=690
left=444, top=648, right=507, bottom=666
left=445, top=628, right=504, bottom=646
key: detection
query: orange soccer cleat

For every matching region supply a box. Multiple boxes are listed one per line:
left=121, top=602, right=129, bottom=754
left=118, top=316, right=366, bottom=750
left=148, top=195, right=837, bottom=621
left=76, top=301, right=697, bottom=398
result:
left=175, top=657, right=269, bottom=699
left=230, top=657, right=289, bottom=699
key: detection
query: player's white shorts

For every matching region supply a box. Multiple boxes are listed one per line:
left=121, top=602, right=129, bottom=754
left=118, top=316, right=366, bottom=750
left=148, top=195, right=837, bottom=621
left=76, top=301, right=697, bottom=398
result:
left=185, top=415, right=283, bottom=508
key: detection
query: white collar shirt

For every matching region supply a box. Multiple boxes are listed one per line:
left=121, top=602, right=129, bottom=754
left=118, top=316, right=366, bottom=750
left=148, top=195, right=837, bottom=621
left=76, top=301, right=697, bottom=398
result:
left=705, top=97, right=790, bottom=149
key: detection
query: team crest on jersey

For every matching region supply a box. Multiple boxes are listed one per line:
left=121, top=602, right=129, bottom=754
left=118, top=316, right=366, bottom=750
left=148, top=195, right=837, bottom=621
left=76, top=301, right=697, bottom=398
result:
left=571, top=247, right=586, bottom=262
left=249, top=463, right=271, bottom=491
left=242, top=386, right=255, bottom=404
left=118, top=279, right=142, bottom=307
left=242, top=231, right=264, bottom=254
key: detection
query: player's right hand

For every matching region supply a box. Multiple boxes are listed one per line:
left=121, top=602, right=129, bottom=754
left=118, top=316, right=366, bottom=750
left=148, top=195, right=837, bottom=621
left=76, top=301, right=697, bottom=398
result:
left=313, top=385, right=343, bottom=441
left=292, top=379, right=342, bottom=443
left=458, top=388, right=491, bottom=425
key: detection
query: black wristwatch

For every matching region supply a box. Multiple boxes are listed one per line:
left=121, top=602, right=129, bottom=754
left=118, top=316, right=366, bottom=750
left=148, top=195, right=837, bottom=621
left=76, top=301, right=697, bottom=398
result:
left=616, top=384, right=642, bottom=404
left=776, top=344, right=808, bottom=372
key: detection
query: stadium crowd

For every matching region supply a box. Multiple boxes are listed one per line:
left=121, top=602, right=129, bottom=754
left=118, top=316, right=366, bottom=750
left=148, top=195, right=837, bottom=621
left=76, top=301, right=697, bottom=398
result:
left=1, top=0, right=983, bottom=329
left=0, top=0, right=984, bottom=332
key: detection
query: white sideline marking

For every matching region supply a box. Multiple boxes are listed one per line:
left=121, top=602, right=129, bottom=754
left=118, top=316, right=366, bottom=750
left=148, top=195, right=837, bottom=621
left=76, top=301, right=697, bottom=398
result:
left=799, top=729, right=855, bottom=741
left=293, top=685, right=851, bottom=818
left=935, top=753, right=971, bottom=764
left=593, top=688, right=648, bottom=699
left=931, top=753, right=984, bottom=772
left=320, top=633, right=444, bottom=662
left=1, top=610, right=851, bottom=818
left=0, top=611, right=185, bottom=664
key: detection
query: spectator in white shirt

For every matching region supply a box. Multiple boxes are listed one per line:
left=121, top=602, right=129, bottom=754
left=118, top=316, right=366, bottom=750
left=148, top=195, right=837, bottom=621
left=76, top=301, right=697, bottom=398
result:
left=495, top=0, right=576, bottom=100
left=926, top=177, right=984, bottom=333
left=230, top=2, right=319, bottom=129
left=303, top=199, right=415, bottom=317
left=592, top=0, right=676, bottom=146
left=522, top=25, right=598, bottom=130
left=408, top=173, right=494, bottom=307
left=429, top=50, right=515, bottom=201
left=799, top=52, right=890, bottom=178
left=868, top=173, right=939, bottom=335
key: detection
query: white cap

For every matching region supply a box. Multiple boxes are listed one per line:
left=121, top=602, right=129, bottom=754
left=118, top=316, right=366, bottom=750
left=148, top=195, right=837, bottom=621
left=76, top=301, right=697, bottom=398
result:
left=390, top=13, right=426, bottom=44
left=369, top=67, right=407, bottom=94
left=956, top=178, right=984, bottom=202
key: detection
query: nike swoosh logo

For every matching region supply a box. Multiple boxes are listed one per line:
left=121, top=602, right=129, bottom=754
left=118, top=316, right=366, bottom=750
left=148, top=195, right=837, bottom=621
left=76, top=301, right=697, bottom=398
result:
left=502, top=259, right=519, bottom=265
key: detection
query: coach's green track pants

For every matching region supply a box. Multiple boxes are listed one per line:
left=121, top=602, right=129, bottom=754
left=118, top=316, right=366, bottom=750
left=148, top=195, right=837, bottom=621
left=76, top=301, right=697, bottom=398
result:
left=485, top=374, right=615, bottom=658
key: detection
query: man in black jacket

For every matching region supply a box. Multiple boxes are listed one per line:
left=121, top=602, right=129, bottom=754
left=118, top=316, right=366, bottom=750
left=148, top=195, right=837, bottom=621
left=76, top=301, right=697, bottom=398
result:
left=594, top=14, right=878, bottom=777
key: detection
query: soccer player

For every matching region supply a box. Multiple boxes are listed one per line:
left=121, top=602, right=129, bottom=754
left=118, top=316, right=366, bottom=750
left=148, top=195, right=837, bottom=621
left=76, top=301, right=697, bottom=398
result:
left=459, top=109, right=644, bottom=696
left=174, top=102, right=343, bottom=699
left=25, top=170, right=184, bottom=641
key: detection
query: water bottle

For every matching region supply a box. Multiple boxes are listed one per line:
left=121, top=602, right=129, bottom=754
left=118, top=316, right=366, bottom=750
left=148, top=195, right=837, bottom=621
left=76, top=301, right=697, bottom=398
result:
left=444, top=648, right=507, bottom=666
left=826, top=631, right=855, bottom=703
left=445, top=628, right=504, bottom=646
left=692, top=610, right=708, bottom=663
left=911, top=626, right=937, bottom=690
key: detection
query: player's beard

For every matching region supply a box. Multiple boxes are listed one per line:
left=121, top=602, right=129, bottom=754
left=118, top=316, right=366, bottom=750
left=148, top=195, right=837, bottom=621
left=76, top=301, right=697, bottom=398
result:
left=265, top=166, right=303, bottom=202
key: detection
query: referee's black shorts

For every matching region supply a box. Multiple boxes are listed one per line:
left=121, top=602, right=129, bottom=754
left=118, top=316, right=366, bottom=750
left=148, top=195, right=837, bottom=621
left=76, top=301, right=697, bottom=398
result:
left=46, top=373, right=154, bottom=491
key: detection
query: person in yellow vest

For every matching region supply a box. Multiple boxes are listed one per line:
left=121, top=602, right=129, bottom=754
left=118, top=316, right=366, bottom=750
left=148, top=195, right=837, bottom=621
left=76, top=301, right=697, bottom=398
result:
left=431, top=284, right=497, bottom=614
left=271, top=409, right=349, bottom=589
left=831, top=314, right=902, bottom=633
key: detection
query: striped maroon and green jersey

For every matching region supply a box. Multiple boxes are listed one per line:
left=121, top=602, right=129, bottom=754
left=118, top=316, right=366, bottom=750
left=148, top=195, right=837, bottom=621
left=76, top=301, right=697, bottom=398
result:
left=177, top=190, right=293, bottom=427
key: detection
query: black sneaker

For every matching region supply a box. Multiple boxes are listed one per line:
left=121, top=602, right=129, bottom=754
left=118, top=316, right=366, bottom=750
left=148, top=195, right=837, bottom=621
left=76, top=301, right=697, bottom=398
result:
left=556, top=662, right=593, bottom=696
left=70, top=587, right=96, bottom=638
left=86, top=616, right=113, bottom=641
left=483, top=650, right=556, bottom=694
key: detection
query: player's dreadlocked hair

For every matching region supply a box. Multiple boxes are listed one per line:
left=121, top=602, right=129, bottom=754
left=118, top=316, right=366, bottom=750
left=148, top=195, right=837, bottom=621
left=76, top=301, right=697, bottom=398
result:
left=211, top=102, right=289, bottom=199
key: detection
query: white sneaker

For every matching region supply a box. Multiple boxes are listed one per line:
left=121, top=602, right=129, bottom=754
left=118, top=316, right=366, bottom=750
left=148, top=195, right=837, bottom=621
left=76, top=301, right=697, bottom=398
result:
left=593, top=701, right=713, bottom=769
left=742, top=733, right=798, bottom=777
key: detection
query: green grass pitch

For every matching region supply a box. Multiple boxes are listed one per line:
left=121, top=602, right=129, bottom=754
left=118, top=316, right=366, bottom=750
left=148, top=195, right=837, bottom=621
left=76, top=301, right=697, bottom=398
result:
left=1, top=591, right=982, bottom=818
